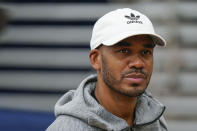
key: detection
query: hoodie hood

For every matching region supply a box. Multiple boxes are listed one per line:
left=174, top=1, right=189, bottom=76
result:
left=55, top=74, right=165, bottom=130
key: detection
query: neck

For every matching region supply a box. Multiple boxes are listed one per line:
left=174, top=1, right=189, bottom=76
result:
left=95, top=76, right=137, bottom=126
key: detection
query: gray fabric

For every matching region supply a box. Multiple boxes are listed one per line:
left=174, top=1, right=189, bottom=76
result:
left=47, top=74, right=168, bottom=131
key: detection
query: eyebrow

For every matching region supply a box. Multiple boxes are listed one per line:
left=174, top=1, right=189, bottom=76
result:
left=143, top=43, right=155, bottom=48
left=115, top=41, right=131, bottom=47
left=115, top=41, right=155, bottom=48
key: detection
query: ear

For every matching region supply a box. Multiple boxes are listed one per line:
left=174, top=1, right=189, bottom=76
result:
left=89, top=49, right=101, bottom=70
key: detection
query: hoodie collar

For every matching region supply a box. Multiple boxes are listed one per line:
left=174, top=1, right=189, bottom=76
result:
left=87, top=74, right=165, bottom=127
left=55, top=74, right=165, bottom=130
left=134, top=91, right=165, bottom=126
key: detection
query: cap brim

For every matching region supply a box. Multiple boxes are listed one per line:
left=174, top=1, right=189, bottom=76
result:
left=102, top=31, right=166, bottom=47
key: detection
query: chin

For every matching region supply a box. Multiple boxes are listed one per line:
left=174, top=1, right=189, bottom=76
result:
left=121, top=84, right=147, bottom=97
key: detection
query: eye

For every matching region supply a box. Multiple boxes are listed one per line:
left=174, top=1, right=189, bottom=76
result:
left=119, top=48, right=129, bottom=53
left=142, top=50, right=152, bottom=55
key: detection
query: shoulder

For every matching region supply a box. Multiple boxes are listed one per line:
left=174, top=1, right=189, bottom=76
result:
left=135, top=115, right=168, bottom=131
left=147, top=115, right=168, bottom=131
left=46, top=115, right=98, bottom=131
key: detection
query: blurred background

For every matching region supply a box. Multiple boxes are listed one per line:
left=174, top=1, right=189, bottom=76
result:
left=0, top=0, right=197, bottom=131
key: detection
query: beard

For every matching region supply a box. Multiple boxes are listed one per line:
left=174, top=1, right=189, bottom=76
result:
left=101, top=55, right=151, bottom=97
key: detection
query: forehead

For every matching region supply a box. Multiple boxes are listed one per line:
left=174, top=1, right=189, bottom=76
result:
left=113, top=35, right=155, bottom=48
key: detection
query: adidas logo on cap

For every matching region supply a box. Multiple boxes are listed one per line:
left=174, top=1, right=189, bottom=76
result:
left=125, top=13, right=143, bottom=24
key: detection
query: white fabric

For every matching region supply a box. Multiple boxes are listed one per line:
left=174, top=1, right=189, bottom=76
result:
left=90, top=8, right=166, bottom=50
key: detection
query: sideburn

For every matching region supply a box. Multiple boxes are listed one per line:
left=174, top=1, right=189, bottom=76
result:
left=101, top=55, right=118, bottom=90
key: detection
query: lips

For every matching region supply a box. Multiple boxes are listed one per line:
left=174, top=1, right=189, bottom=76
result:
left=124, top=73, right=146, bottom=83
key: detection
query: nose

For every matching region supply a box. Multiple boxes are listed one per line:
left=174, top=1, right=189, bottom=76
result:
left=128, top=54, right=144, bottom=69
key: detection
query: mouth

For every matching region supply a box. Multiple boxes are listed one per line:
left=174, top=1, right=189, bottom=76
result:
left=124, top=73, right=146, bottom=84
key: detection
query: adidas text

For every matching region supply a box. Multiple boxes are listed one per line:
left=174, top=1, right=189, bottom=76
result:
left=127, top=20, right=143, bottom=24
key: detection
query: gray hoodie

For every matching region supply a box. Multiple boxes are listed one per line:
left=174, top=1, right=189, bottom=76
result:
left=47, top=74, right=167, bottom=131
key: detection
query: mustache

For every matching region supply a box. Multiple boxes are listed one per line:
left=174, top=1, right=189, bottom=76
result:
left=121, top=68, right=148, bottom=78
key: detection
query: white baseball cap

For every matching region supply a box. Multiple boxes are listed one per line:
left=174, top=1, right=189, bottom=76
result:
left=90, top=8, right=166, bottom=50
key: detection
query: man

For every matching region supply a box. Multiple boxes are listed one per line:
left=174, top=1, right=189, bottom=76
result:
left=47, top=8, right=167, bottom=131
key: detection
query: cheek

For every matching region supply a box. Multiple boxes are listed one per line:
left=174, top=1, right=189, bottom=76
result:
left=107, top=62, right=122, bottom=77
left=146, top=59, right=153, bottom=74
left=105, top=55, right=125, bottom=72
left=113, top=60, right=128, bottom=78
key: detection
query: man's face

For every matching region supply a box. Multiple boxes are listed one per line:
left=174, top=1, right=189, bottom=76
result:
left=99, top=35, right=155, bottom=97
